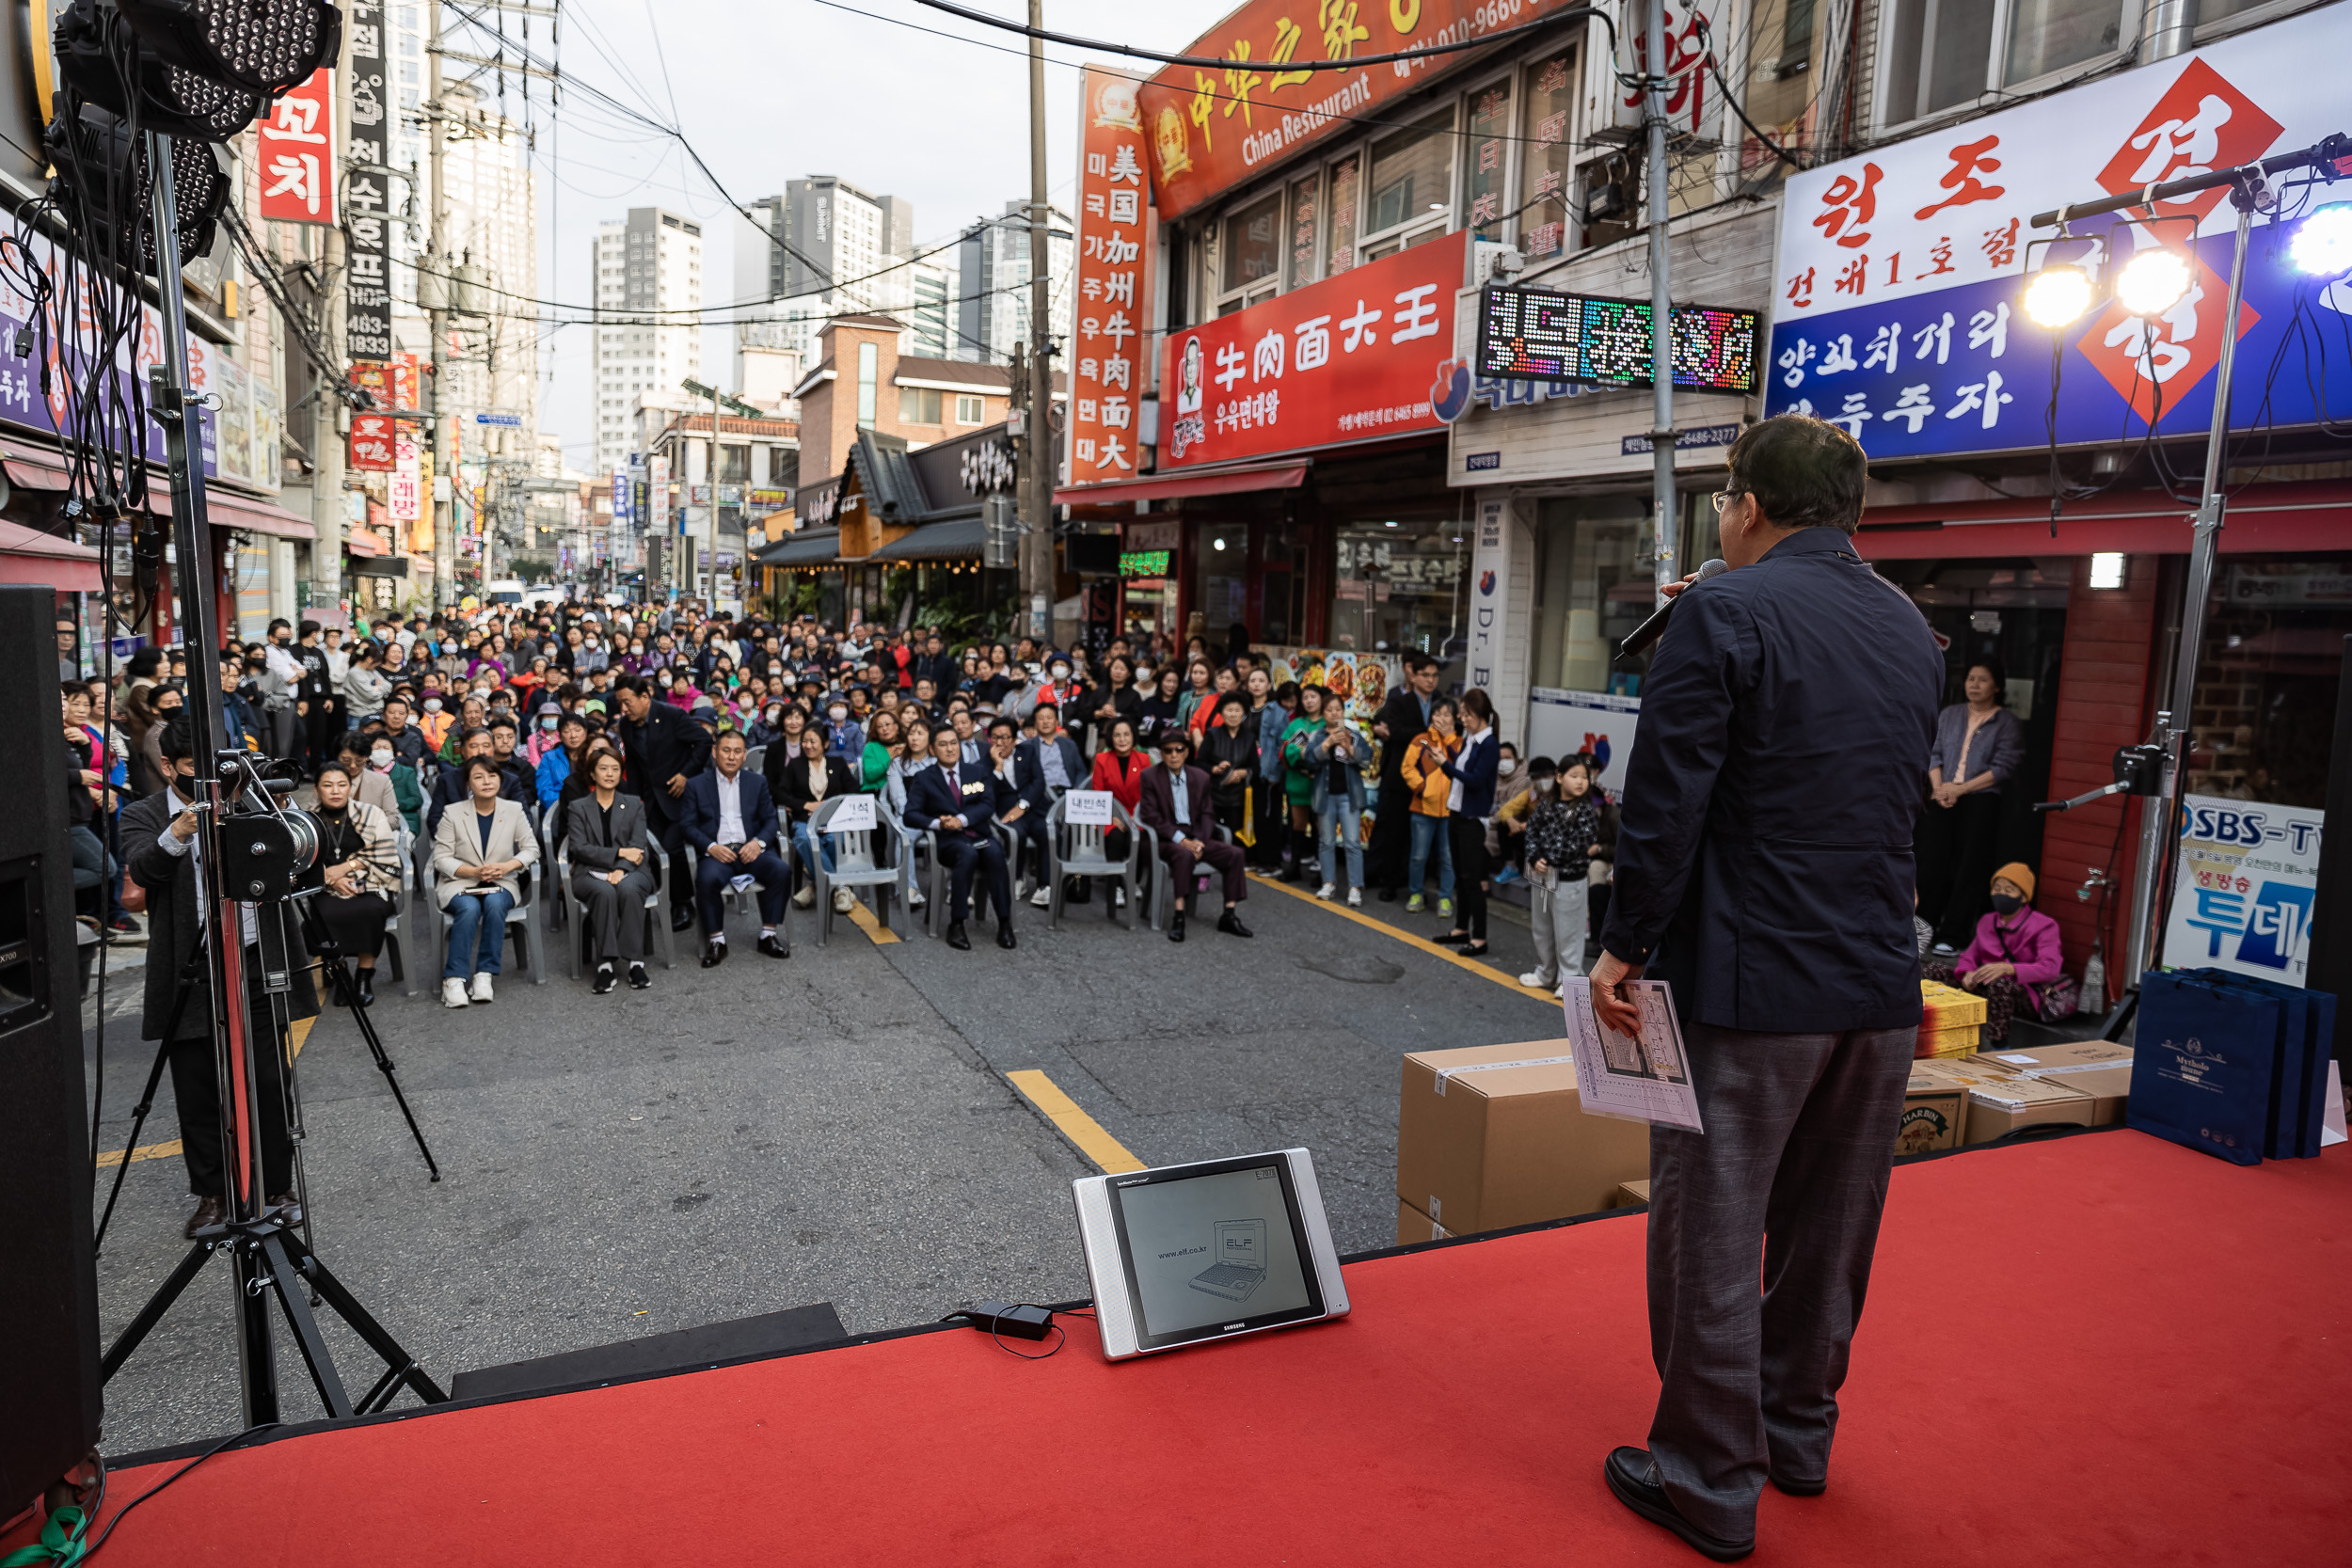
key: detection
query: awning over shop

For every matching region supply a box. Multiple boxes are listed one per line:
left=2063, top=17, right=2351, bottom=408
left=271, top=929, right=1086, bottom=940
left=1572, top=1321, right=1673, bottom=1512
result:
left=0, top=518, right=102, bottom=591
left=759, top=526, right=839, bottom=566
left=1851, top=483, right=2352, bottom=560
left=1, top=440, right=314, bottom=539
left=344, top=529, right=385, bottom=557
left=2, top=440, right=72, bottom=494
left=868, top=515, right=984, bottom=562
left=1055, top=459, right=1309, bottom=508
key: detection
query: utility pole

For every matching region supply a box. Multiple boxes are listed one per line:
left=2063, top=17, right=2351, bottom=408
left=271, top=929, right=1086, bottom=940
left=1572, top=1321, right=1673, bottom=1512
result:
left=1023, top=0, right=1053, bottom=642
left=426, top=0, right=453, bottom=610
left=1645, top=0, right=1678, bottom=607
left=708, top=381, right=722, bottom=611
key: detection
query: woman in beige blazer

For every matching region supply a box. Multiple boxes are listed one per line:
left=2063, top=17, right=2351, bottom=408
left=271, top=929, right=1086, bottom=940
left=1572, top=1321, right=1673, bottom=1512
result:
left=430, top=754, right=540, bottom=1006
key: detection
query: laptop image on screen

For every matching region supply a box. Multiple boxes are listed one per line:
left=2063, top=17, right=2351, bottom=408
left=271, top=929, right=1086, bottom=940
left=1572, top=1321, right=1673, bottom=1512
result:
left=1187, top=1219, right=1268, bottom=1303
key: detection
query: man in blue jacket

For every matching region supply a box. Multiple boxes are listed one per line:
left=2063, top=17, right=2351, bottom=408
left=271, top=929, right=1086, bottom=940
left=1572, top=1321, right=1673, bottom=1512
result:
left=1589, top=415, right=1943, bottom=1561
left=902, top=721, right=1014, bottom=950
left=679, top=729, right=790, bottom=964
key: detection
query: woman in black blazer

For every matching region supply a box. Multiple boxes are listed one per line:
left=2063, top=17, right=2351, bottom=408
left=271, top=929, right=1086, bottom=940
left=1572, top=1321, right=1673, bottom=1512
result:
left=1437, top=689, right=1502, bottom=958
left=776, top=725, right=860, bottom=907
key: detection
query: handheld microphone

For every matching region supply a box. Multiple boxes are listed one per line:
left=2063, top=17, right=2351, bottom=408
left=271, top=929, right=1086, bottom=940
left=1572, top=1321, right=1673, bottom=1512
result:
left=1615, top=558, right=1729, bottom=660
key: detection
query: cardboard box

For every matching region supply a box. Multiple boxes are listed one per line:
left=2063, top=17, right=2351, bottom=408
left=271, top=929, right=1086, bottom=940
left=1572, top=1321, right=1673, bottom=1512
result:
left=1922, top=979, right=1989, bottom=1030
left=1898, top=1067, right=1970, bottom=1153
left=1397, top=1040, right=1652, bottom=1234
left=1915, top=1021, right=1981, bottom=1059
left=1614, top=1180, right=1652, bottom=1208
left=1980, top=1040, right=2134, bottom=1126
left=1395, top=1196, right=1453, bottom=1246
left=1915, top=1057, right=2095, bottom=1142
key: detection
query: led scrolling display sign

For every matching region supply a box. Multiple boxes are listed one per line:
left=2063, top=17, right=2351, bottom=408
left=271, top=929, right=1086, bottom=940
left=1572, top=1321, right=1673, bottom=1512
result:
left=1475, top=285, right=1763, bottom=394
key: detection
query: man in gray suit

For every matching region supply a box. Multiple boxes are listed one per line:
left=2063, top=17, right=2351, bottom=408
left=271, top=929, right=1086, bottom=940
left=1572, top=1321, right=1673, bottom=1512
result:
left=1589, top=416, right=1943, bottom=1560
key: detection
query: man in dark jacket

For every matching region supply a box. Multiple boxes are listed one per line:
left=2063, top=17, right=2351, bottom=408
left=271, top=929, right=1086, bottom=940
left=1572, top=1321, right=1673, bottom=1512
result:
left=1006, top=703, right=1086, bottom=906
left=612, top=674, right=712, bottom=930
left=1370, top=651, right=1439, bottom=899
left=1588, top=416, right=1943, bottom=1560
left=902, top=722, right=1013, bottom=950
left=678, top=729, right=790, bottom=962
left=124, top=717, right=318, bottom=1238
left=1136, top=731, right=1249, bottom=942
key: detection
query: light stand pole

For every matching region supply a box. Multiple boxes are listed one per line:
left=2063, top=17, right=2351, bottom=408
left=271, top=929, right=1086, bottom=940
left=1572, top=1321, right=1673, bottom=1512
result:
left=1023, top=0, right=1054, bottom=643
left=1644, top=0, right=1678, bottom=606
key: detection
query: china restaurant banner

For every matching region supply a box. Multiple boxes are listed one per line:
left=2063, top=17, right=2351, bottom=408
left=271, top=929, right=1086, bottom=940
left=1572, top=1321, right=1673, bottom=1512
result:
left=1161, top=230, right=1468, bottom=467
left=1136, top=0, right=1619, bottom=225
left=1764, top=6, right=2352, bottom=461
left=1066, top=66, right=1155, bottom=488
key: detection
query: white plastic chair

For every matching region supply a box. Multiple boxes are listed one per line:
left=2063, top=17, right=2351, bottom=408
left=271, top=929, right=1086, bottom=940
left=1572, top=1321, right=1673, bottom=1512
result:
left=1138, top=822, right=1234, bottom=933
left=1045, top=796, right=1140, bottom=930
left=423, top=844, right=548, bottom=987
left=554, top=839, right=678, bottom=976
left=808, top=794, right=900, bottom=945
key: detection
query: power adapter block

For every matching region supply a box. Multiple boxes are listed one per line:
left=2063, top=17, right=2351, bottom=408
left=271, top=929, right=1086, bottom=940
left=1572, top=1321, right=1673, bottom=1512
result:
left=966, top=1300, right=1054, bottom=1341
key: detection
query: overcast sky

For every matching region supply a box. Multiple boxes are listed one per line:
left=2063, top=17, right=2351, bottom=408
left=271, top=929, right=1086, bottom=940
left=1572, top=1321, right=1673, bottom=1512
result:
left=519, top=0, right=1237, bottom=468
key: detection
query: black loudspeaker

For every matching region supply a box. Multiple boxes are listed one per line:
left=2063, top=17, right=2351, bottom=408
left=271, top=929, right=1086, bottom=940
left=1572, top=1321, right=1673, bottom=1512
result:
left=0, top=585, right=103, bottom=1513
left=2307, top=635, right=2352, bottom=1068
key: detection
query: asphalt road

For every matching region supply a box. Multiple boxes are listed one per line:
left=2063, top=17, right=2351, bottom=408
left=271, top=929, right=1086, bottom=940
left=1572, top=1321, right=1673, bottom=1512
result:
left=81, top=863, right=1569, bottom=1455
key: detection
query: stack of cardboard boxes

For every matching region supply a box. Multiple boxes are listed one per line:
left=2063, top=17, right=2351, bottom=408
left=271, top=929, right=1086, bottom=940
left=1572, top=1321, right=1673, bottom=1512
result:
left=1918, top=979, right=1988, bottom=1058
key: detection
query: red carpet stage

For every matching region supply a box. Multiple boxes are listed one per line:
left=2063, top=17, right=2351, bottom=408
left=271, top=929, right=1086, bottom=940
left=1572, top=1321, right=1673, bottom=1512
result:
left=56, top=1132, right=2352, bottom=1565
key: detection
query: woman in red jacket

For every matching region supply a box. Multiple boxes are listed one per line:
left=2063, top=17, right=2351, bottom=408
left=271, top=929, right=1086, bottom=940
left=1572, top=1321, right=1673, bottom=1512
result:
left=1089, top=716, right=1148, bottom=910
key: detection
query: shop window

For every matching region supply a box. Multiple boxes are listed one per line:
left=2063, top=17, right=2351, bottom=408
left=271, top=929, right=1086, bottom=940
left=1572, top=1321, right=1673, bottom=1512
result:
left=856, top=341, right=878, bottom=428
left=1528, top=497, right=1655, bottom=696
left=719, top=445, right=750, bottom=483
left=1286, top=172, right=1321, bottom=290
left=1462, top=76, right=1512, bottom=240
left=1883, top=0, right=2124, bottom=125
left=898, top=386, right=944, bottom=423
left=1738, top=0, right=1818, bottom=162
left=1517, top=49, right=1580, bottom=260
left=2185, top=556, right=2351, bottom=809
left=1363, top=108, right=1454, bottom=251
left=1329, top=515, right=1466, bottom=657
left=1220, top=191, right=1283, bottom=296
left=1326, top=155, right=1360, bottom=277
left=955, top=394, right=985, bottom=425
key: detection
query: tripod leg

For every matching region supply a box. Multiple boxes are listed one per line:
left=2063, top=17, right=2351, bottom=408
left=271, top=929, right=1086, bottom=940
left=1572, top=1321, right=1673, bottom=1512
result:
left=344, top=984, right=441, bottom=1181
left=258, top=1229, right=354, bottom=1418
left=301, top=1252, right=450, bottom=1406
left=101, top=1239, right=217, bottom=1383
left=94, top=1035, right=179, bottom=1255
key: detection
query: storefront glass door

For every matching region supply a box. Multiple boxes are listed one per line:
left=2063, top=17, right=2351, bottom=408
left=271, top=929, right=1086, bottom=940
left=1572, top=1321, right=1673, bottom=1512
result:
left=1329, top=513, right=1466, bottom=657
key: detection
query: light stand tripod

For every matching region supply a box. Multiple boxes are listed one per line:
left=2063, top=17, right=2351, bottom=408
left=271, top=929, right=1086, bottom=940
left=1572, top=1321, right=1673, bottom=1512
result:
left=288, top=887, right=441, bottom=1182
left=95, top=132, right=447, bottom=1425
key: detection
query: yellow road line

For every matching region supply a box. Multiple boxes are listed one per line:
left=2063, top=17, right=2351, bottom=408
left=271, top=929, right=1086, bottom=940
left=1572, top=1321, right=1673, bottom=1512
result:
left=289, top=1014, right=314, bottom=1060
left=843, top=897, right=899, bottom=945
left=1005, top=1069, right=1146, bottom=1174
left=1247, top=872, right=1563, bottom=1004
left=97, top=1138, right=183, bottom=1169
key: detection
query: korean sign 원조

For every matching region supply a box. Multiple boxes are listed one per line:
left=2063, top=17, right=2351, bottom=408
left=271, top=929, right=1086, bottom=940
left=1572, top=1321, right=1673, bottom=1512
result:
left=1066, top=66, right=1155, bottom=489
left=2164, top=793, right=2322, bottom=987
left=1161, top=230, right=1467, bottom=467
left=1764, top=7, right=2352, bottom=461
left=256, top=68, right=335, bottom=225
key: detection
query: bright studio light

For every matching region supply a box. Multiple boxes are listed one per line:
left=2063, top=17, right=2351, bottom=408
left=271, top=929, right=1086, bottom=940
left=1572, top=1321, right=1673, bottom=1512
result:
left=2116, top=248, right=2193, bottom=316
left=2291, top=202, right=2352, bottom=277
left=2022, top=263, right=2095, bottom=328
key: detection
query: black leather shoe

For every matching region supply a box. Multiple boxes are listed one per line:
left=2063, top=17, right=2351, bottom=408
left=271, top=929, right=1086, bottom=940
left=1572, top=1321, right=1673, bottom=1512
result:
left=946, top=920, right=971, bottom=950
left=1216, top=911, right=1252, bottom=938
left=183, top=1196, right=226, bottom=1239
left=628, top=962, right=652, bottom=990
left=1603, top=1448, right=1753, bottom=1562
left=1168, top=911, right=1185, bottom=942
left=1432, top=929, right=1471, bottom=944
left=996, top=925, right=1017, bottom=950
left=267, top=1191, right=303, bottom=1226
left=669, top=908, right=696, bottom=932
left=700, top=939, right=726, bottom=968
left=592, top=964, right=617, bottom=994
left=757, top=933, right=788, bottom=958
left=1770, top=1471, right=1826, bottom=1497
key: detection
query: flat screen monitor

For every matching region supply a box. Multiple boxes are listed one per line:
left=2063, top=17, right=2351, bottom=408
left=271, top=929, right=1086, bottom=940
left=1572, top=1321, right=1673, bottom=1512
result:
left=1073, top=1148, right=1349, bottom=1360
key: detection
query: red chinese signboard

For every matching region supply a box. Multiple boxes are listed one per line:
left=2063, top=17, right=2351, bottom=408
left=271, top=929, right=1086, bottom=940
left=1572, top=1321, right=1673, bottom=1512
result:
left=348, top=413, right=396, bottom=470
left=1159, top=230, right=1466, bottom=467
left=1066, top=66, right=1154, bottom=487
left=1136, top=0, right=1597, bottom=224
left=256, top=68, right=336, bottom=225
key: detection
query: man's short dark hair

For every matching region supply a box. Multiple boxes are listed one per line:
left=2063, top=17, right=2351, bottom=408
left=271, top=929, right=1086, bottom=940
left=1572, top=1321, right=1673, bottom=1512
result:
left=1033, top=701, right=1058, bottom=720
left=157, top=714, right=197, bottom=764
left=610, top=674, right=649, bottom=700
left=298, top=619, right=320, bottom=639
left=1402, top=651, right=1438, bottom=674
left=1725, top=414, right=1868, bottom=535
left=988, top=717, right=1016, bottom=736
left=488, top=717, right=518, bottom=736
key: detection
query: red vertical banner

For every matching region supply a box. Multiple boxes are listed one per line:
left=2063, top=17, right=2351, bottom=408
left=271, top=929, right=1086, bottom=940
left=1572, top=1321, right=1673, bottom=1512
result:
left=1064, top=66, right=1154, bottom=490
left=256, top=67, right=337, bottom=225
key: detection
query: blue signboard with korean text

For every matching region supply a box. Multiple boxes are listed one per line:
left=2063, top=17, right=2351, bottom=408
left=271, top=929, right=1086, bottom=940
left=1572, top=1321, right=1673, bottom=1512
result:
left=1764, top=9, right=2352, bottom=459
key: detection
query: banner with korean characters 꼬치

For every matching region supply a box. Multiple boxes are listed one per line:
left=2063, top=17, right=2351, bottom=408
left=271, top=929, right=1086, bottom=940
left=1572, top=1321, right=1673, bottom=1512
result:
left=1162, top=230, right=1466, bottom=467
left=1764, top=6, right=2352, bottom=460
left=1066, top=66, right=1154, bottom=488
left=256, top=67, right=336, bottom=226
left=2163, top=794, right=2321, bottom=987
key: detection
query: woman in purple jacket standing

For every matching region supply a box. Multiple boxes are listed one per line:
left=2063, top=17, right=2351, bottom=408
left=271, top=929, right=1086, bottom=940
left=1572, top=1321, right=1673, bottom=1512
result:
left=1922, top=861, right=2077, bottom=1042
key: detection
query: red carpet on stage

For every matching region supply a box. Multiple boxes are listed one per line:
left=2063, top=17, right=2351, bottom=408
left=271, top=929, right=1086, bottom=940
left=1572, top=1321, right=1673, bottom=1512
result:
left=62, top=1132, right=2352, bottom=1565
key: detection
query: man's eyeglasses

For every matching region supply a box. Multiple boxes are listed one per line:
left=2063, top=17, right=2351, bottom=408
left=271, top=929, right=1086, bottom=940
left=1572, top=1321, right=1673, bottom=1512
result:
left=1710, top=489, right=1747, bottom=515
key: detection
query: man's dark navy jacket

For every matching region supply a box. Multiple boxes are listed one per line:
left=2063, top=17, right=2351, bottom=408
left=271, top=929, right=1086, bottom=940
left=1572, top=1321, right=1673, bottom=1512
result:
left=1598, top=527, right=1943, bottom=1033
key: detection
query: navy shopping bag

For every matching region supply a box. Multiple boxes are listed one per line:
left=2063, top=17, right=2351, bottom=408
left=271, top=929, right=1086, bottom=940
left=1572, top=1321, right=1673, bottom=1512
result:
left=2178, top=969, right=2340, bottom=1159
left=2129, top=971, right=2278, bottom=1166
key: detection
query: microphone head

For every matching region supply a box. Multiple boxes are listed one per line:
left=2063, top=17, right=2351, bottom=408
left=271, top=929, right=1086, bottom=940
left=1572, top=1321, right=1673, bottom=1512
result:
left=1694, top=557, right=1730, bottom=582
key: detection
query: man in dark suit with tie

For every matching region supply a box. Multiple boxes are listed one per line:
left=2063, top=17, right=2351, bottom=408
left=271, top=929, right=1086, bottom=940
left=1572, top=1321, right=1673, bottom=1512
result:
left=612, top=674, right=712, bottom=933
left=678, top=729, right=790, bottom=964
left=901, top=722, right=1015, bottom=950
left=1369, top=651, right=1438, bottom=900
left=1135, top=731, right=1249, bottom=943
left=1587, top=416, right=1944, bottom=1561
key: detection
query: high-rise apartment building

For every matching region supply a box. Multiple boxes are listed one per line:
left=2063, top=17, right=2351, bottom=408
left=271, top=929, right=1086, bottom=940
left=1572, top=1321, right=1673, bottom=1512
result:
left=956, top=201, right=1073, bottom=367
left=594, top=206, right=704, bottom=478
left=733, top=178, right=942, bottom=373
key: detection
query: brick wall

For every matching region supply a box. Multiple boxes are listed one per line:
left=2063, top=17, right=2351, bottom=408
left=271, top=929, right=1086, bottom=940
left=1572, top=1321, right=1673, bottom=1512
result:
left=2039, top=562, right=2164, bottom=981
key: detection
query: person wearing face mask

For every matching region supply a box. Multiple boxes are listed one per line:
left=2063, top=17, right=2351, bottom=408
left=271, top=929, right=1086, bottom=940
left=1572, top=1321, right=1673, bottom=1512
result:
left=418, top=687, right=455, bottom=754
left=1488, top=742, right=1531, bottom=884
left=822, top=699, right=864, bottom=764
left=1920, top=863, right=2073, bottom=1044
left=524, top=701, right=566, bottom=765
left=360, top=729, right=426, bottom=835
